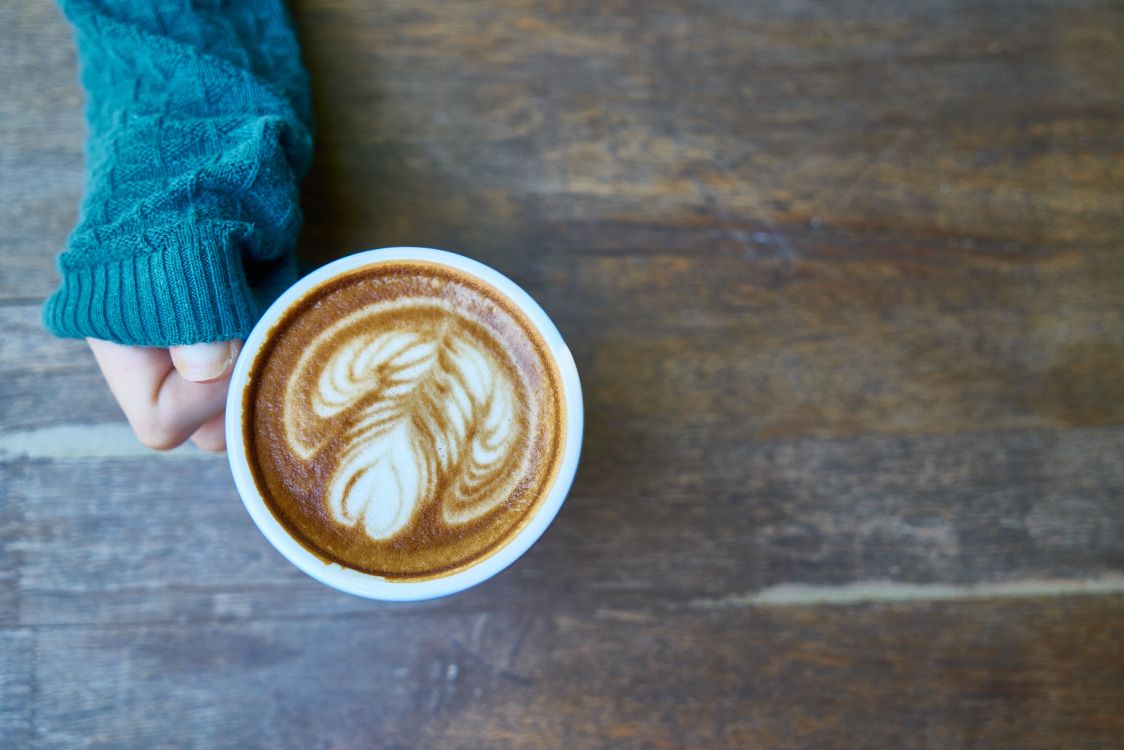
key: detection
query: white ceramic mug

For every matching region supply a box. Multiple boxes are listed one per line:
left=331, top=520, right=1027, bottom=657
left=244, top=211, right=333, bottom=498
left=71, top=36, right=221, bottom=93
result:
left=225, top=247, right=583, bottom=601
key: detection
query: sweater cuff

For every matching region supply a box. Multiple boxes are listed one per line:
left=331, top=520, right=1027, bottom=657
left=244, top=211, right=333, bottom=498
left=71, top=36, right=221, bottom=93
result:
left=43, top=221, right=293, bottom=346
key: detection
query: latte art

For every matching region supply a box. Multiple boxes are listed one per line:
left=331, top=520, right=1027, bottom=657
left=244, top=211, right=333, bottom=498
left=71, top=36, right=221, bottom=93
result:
left=244, top=261, right=564, bottom=580
left=283, top=302, right=528, bottom=541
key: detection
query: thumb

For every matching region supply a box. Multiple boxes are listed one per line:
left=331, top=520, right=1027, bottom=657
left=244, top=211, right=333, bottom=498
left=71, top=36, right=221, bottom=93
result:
left=169, top=340, right=242, bottom=383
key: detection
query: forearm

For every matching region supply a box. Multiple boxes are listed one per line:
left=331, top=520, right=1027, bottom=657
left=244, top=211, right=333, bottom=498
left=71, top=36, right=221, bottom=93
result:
left=45, top=0, right=313, bottom=346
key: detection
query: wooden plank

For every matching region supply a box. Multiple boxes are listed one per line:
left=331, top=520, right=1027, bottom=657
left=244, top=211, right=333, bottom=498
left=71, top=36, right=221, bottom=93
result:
left=8, top=425, right=1122, bottom=626
left=6, top=1, right=1123, bottom=297
left=541, top=1, right=1124, bottom=245
left=0, top=370, right=121, bottom=435
left=5, top=206, right=1124, bottom=442
left=287, top=0, right=1124, bottom=258
left=0, top=3, right=84, bottom=300
left=0, top=305, right=122, bottom=433
left=0, top=629, right=33, bottom=748
left=7, top=455, right=315, bottom=626
left=0, top=304, right=86, bottom=374
left=0, top=464, right=22, bottom=626
left=561, top=243, right=1124, bottom=440
left=28, top=596, right=1124, bottom=749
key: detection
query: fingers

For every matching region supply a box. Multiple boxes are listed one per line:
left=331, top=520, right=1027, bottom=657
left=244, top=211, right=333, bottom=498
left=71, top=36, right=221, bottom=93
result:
left=87, top=338, right=240, bottom=451
left=191, top=413, right=227, bottom=452
left=170, top=340, right=241, bottom=383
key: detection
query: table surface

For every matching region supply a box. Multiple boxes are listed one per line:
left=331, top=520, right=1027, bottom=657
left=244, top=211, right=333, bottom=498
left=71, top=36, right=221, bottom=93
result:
left=3, top=1, right=1123, bottom=748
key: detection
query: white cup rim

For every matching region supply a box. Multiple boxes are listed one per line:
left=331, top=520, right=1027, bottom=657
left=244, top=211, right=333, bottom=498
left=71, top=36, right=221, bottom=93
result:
left=225, top=247, right=583, bottom=601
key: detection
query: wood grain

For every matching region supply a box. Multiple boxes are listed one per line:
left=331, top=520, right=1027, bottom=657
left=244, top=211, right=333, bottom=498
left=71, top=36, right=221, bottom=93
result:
left=0, top=306, right=121, bottom=435
left=2, top=0, right=1123, bottom=747
left=0, top=630, right=32, bottom=748
left=5, top=425, right=1122, bottom=626
left=27, top=597, right=1124, bottom=749
left=0, top=3, right=83, bottom=300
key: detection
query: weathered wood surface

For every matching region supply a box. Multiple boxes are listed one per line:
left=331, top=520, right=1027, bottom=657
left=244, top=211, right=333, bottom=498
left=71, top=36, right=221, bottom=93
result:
left=4, top=429, right=1124, bottom=628
left=24, top=597, right=1124, bottom=749
left=2, top=0, right=1124, bottom=747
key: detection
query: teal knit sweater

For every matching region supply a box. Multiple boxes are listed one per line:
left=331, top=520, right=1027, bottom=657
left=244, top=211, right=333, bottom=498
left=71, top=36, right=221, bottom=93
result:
left=44, top=0, right=313, bottom=346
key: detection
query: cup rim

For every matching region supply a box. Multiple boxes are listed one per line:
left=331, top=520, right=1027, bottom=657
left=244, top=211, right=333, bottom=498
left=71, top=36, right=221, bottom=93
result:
left=225, top=247, right=583, bottom=601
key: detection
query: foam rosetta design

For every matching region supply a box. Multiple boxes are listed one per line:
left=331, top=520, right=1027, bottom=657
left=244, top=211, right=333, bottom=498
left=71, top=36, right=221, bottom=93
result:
left=282, top=302, right=528, bottom=541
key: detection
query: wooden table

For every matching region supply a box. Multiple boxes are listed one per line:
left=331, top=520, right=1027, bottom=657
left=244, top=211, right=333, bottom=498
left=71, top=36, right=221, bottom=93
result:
left=3, top=1, right=1123, bottom=747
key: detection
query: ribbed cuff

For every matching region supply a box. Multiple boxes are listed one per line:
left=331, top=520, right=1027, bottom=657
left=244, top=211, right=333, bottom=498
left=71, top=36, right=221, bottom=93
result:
left=43, top=221, right=271, bottom=347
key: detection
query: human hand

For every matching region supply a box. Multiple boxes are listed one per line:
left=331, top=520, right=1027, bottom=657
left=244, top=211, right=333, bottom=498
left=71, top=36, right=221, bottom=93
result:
left=87, top=338, right=242, bottom=452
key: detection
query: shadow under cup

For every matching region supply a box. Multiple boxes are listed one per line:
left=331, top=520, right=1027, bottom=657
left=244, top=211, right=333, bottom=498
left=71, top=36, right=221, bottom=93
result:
left=225, top=247, right=583, bottom=601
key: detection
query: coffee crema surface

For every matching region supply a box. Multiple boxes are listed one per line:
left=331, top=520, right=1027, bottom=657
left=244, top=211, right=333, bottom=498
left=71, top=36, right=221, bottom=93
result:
left=244, top=261, right=565, bottom=580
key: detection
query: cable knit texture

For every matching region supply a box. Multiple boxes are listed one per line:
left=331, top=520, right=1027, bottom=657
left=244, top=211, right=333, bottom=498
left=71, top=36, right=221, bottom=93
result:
left=44, top=0, right=313, bottom=345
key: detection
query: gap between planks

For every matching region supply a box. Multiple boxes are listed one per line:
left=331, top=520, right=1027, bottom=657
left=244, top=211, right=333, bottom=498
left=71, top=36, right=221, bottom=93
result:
left=687, top=574, right=1124, bottom=609
left=0, top=423, right=208, bottom=460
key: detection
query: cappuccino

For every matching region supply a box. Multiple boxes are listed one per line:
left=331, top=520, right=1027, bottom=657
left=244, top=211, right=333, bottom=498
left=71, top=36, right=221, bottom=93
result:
left=243, top=261, right=565, bottom=580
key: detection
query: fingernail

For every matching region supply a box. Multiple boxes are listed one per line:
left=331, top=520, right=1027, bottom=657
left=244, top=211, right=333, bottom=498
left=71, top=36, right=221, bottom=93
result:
left=172, top=341, right=235, bottom=382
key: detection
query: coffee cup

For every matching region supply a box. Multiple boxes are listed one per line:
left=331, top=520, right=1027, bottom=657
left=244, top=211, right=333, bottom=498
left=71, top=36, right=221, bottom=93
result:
left=225, top=247, right=582, bottom=600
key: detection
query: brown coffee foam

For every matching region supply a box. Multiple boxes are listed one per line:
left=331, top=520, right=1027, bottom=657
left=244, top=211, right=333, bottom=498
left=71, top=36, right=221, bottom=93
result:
left=244, top=261, right=565, bottom=581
